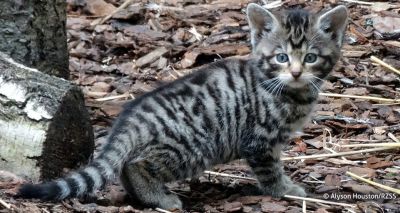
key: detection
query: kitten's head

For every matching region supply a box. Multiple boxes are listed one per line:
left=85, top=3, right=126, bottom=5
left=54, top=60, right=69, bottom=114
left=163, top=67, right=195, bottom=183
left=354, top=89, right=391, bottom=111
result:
left=247, top=4, right=347, bottom=90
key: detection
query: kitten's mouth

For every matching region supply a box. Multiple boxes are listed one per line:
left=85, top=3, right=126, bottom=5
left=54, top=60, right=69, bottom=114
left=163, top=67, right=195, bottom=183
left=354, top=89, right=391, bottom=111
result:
left=278, top=74, right=308, bottom=89
left=287, top=79, right=308, bottom=88
left=262, top=74, right=321, bottom=96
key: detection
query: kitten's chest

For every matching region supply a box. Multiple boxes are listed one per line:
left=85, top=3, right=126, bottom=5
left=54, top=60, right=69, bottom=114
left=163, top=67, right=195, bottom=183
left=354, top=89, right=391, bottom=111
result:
left=280, top=103, right=314, bottom=132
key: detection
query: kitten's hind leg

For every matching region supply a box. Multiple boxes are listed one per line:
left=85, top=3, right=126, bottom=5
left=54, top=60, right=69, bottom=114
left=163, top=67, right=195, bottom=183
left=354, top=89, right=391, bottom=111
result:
left=120, top=161, right=183, bottom=210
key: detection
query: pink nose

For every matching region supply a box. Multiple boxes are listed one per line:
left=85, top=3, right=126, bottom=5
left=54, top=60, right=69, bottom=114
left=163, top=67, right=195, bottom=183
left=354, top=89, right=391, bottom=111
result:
left=291, top=71, right=301, bottom=79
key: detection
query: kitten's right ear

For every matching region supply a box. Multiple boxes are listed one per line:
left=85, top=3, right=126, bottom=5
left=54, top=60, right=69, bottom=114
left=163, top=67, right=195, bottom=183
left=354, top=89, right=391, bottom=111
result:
left=247, top=3, right=279, bottom=49
left=316, top=5, right=348, bottom=47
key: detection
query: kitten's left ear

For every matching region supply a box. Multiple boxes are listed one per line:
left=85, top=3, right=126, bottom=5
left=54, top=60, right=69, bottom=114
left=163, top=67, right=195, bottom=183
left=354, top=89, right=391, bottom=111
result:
left=247, top=3, right=280, bottom=49
left=316, top=5, right=348, bottom=46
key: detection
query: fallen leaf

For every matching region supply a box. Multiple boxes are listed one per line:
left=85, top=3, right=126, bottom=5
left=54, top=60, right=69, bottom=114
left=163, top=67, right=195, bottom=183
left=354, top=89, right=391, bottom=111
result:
left=366, top=157, right=394, bottom=169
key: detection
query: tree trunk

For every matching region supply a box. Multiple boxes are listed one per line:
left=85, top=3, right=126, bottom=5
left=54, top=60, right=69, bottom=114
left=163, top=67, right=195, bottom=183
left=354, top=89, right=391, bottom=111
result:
left=0, top=0, right=68, bottom=79
left=0, top=52, right=93, bottom=181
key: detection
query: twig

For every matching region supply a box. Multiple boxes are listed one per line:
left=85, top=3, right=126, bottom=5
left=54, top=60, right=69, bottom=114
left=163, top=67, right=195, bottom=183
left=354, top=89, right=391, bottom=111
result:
left=319, top=93, right=400, bottom=103
left=0, top=198, right=11, bottom=209
left=302, top=200, right=306, bottom=213
left=146, top=3, right=184, bottom=12
left=322, top=128, right=348, bottom=161
left=204, top=171, right=256, bottom=181
left=262, top=0, right=284, bottom=9
left=283, top=195, right=356, bottom=208
left=339, top=139, right=383, bottom=142
left=155, top=208, right=173, bottom=213
left=94, top=0, right=136, bottom=25
left=371, top=56, right=400, bottom=76
left=346, top=171, right=400, bottom=195
left=340, top=0, right=374, bottom=5
left=94, top=93, right=132, bottom=102
left=282, top=147, right=397, bottom=161
left=388, top=132, right=400, bottom=143
left=334, top=143, right=400, bottom=148
left=314, top=115, right=372, bottom=124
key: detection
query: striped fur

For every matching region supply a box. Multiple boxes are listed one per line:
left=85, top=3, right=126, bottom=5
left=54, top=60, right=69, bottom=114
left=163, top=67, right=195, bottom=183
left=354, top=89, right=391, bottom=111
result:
left=17, top=4, right=348, bottom=209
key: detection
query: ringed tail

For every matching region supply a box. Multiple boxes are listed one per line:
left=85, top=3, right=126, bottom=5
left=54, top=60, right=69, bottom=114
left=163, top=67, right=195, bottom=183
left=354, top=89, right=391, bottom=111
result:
left=16, top=134, right=130, bottom=201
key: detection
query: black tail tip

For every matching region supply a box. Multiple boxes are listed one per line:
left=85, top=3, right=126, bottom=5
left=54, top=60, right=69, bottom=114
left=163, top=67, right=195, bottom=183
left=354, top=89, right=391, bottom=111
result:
left=16, top=182, right=60, bottom=201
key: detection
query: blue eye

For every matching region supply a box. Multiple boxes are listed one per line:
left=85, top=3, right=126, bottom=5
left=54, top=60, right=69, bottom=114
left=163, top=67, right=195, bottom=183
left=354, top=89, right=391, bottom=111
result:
left=304, top=53, right=317, bottom=63
left=276, top=53, right=289, bottom=63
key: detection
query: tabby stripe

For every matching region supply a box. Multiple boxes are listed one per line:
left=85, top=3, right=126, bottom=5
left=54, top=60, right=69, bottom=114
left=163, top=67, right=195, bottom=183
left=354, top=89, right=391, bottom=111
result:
left=96, top=158, right=115, bottom=178
left=142, top=160, right=159, bottom=179
left=131, top=125, right=141, bottom=147
left=205, top=84, right=223, bottom=145
left=70, top=173, right=87, bottom=196
left=206, top=83, right=224, bottom=129
left=215, top=131, right=223, bottom=156
left=250, top=70, right=262, bottom=125
left=190, top=71, right=208, bottom=85
left=153, top=96, right=178, bottom=121
left=91, top=162, right=107, bottom=186
left=82, top=166, right=103, bottom=192
left=55, top=180, right=70, bottom=199
left=175, top=100, right=207, bottom=139
left=224, top=91, right=233, bottom=143
left=223, top=65, right=236, bottom=90
left=243, top=70, right=255, bottom=127
left=136, top=113, right=159, bottom=140
left=157, top=144, right=185, bottom=164
left=79, top=170, right=95, bottom=193
left=154, top=114, right=197, bottom=158
left=141, top=103, right=154, bottom=113
left=98, top=142, right=123, bottom=163
left=65, top=177, right=79, bottom=197
left=234, top=90, right=242, bottom=144
left=192, top=97, right=205, bottom=116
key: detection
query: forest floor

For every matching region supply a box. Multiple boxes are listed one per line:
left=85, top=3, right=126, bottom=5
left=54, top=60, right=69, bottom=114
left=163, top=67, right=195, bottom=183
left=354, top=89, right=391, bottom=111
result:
left=1, top=0, right=400, bottom=212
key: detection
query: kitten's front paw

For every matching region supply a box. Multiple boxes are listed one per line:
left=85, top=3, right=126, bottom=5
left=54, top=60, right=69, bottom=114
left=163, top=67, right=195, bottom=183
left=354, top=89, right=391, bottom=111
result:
left=285, top=184, right=307, bottom=197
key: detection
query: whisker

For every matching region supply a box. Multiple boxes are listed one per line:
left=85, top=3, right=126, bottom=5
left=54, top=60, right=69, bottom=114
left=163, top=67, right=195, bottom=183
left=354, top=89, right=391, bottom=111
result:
left=271, top=80, right=282, bottom=96
left=309, top=79, right=321, bottom=96
left=311, top=75, right=324, bottom=82
left=278, top=82, right=285, bottom=96
left=260, top=78, right=277, bottom=87
left=257, top=77, right=279, bottom=90
left=264, top=79, right=280, bottom=93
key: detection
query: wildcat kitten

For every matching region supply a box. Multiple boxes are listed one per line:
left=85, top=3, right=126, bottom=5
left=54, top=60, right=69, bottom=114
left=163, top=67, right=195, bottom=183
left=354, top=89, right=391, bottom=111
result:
left=17, top=3, right=348, bottom=210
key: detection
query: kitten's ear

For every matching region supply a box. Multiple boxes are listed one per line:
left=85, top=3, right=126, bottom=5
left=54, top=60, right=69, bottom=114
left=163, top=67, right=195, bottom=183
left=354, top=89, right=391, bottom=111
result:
left=247, top=3, right=279, bottom=49
left=316, top=5, right=348, bottom=46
